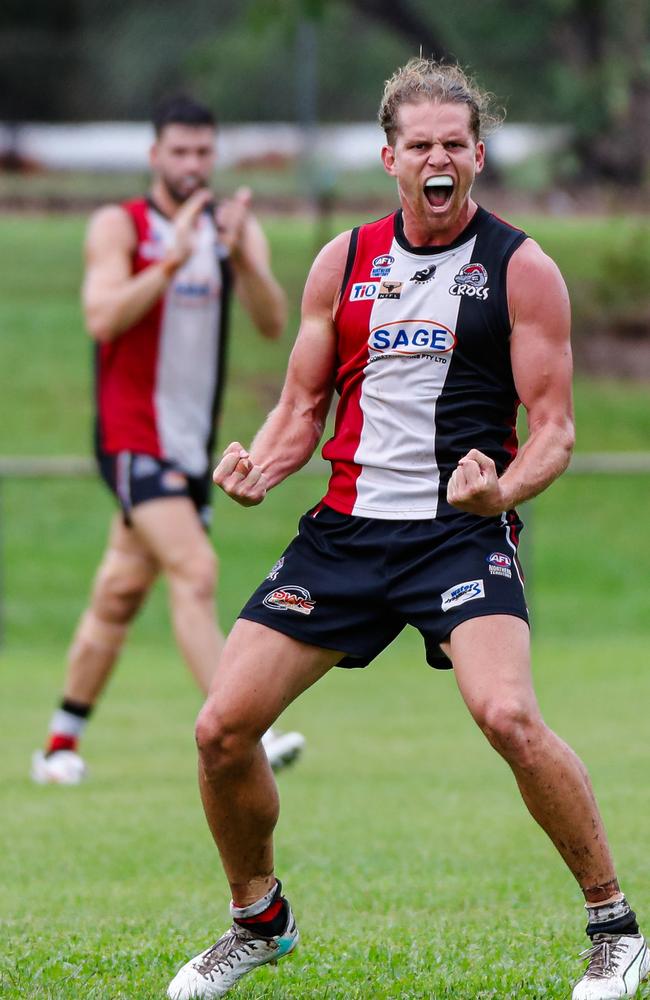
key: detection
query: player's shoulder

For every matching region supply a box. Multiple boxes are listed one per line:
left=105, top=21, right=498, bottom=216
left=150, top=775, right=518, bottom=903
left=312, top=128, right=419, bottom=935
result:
left=508, top=236, right=565, bottom=286
left=86, top=202, right=137, bottom=251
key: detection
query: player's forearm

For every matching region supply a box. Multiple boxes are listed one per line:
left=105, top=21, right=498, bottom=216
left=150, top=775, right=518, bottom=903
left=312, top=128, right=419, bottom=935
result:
left=85, top=258, right=178, bottom=342
left=249, top=397, right=327, bottom=488
left=498, top=416, right=575, bottom=508
left=233, top=257, right=287, bottom=341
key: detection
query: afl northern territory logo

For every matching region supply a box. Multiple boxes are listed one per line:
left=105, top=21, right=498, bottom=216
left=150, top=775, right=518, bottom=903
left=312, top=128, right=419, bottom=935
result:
left=450, top=262, right=489, bottom=300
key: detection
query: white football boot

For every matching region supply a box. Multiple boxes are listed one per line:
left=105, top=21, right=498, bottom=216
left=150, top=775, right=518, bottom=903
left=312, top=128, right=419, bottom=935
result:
left=30, top=749, right=87, bottom=785
left=167, top=904, right=298, bottom=999
left=572, top=933, right=650, bottom=999
left=261, top=728, right=305, bottom=771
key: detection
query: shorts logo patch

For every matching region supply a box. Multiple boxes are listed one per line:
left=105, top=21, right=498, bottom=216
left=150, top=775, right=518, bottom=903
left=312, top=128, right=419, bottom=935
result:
left=441, top=579, right=485, bottom=612
left=263, top=585, right=315, bottom=615
left=132, top=455, right=160, bottom=478
left=266, top=556, right=285, bottom=581
left=162, top=470, right=188, bottom=491
left=487, top=552, right=512, bottom=578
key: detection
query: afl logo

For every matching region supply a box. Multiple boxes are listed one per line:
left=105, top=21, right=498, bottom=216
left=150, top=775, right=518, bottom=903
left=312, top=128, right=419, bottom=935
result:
left=372, top=254, right=394, bottom=268
left=450, top=262, right=490, bottom=299
left=369, top=319, right=456, bottom=355
left=487, top=552, right=511, bottom=568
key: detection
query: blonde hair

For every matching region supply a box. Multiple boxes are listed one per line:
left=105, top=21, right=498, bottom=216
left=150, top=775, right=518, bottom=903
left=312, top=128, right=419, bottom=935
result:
left=378, top=58, right=503, bottom=144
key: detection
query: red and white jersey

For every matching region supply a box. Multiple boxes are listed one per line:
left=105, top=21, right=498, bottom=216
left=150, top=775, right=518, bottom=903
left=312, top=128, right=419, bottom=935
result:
left=94, top=198, right=231, bottom=477
left=321, top=207, right=527, bottom=519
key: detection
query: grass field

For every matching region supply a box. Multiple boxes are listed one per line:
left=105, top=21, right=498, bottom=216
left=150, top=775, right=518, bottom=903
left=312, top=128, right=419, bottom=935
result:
left=1, top=212, right=649, bottom=998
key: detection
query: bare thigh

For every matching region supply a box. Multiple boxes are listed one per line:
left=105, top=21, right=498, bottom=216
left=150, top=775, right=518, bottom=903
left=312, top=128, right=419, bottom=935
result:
left=130, top=496, right=213, bottom=575
left=199, top=618, right=344, bottom=738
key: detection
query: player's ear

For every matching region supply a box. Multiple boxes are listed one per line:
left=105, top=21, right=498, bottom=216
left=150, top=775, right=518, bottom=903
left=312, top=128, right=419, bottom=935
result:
left=474, top=140, right=486, bottom=176
left=381, top=144, right=397, bottom=176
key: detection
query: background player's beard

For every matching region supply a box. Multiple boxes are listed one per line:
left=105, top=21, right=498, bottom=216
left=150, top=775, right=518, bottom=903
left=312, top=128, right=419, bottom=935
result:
left=161, top=173, right=204, bottom=205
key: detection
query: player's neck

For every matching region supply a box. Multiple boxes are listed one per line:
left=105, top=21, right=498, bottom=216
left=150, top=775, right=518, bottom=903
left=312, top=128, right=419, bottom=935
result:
left=149, top=180, right=182, bottom=219
left=401, top=198, right=478, bottom=248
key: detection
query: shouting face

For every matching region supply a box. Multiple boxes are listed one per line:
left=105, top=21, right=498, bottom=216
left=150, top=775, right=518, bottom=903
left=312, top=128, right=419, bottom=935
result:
left=381, top=101, right=485, bottom=246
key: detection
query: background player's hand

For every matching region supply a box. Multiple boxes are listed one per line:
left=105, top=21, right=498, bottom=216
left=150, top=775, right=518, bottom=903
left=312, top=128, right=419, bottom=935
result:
left=215, top=187, right=251, bottom=259
left=165, top=188, right=213, bottom=271
left=213, top=441, right=268, bottom=507
left=447, top=449, right=506, bottom=516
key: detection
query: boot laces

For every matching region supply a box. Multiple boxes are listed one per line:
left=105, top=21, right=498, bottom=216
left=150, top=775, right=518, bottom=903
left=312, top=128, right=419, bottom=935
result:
left=578, top=934, right=628, bottom=980
left=193, top=925, right=261, bottom=980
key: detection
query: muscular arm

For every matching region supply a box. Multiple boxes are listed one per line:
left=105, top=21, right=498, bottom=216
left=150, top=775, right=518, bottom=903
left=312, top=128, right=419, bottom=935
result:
left=213, top=230, right=351, bottom=505
left=217, top=189, right=287, bottom=340
left=447, top=239, right=575, bottom=515
left=83, top=189, right=211, bottom=343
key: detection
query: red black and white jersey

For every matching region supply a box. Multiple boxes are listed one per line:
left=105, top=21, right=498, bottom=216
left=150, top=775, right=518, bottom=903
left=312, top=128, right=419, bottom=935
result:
left=94, top=198, right=231, bottom=477
left=321, top=207, right=527, bottom=519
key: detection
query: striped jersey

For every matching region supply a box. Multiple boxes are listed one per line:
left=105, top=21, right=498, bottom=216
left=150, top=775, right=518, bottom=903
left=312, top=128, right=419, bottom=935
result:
left=94, top=198, right=231, bottom=477
left=321, top=207, right=527, bottom=519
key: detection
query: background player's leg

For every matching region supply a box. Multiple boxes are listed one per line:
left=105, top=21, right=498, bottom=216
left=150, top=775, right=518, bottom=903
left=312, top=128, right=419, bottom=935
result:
left=64, top=514, right=159, bottom=702
left=196, top=619, right=341, bottom=903
left=448, top=614, right=615, bottom=887
left=32, top=515, right=158, bottom=783
left=131, top=496, right=223, bottom=694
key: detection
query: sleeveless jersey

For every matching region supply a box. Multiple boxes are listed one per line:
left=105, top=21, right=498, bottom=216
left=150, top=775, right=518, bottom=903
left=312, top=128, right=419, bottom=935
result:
left=321, top=207, right=527, bottom=519
left=94, top=198, right=231, bottom=477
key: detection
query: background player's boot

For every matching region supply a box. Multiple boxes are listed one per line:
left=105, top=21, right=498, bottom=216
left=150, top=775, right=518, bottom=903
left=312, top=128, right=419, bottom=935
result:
left=572, top=933, right=650, bottom=999
left=30, top=749, right=87, bottom=785
left=167, top=902, right=298, bottom=999
left=261, top=728, right=305, bottom=771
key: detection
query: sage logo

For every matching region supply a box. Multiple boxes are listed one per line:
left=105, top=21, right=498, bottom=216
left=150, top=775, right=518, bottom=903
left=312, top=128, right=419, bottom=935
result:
left=450, top=262, right=489, bottom=300
left=369, top=320, right=456, bottom=355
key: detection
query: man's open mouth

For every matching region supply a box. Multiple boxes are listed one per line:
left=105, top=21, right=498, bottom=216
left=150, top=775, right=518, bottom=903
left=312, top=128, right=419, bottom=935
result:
left=424, top=175, right=454, bottom=208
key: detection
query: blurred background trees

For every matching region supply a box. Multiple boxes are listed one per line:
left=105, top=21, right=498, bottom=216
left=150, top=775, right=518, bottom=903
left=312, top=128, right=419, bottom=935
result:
left=1, top=0, right=648, bottom=185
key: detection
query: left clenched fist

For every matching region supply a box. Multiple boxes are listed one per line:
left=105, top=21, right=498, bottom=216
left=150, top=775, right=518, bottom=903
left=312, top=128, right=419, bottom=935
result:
left=447, top=449, right=506, bottom=516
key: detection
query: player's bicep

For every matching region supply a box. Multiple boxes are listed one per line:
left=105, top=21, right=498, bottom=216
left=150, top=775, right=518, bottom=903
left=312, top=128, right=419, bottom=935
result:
left=508, top=242, right=573, bottom=432
left=82, top=207, right=135, bottom=311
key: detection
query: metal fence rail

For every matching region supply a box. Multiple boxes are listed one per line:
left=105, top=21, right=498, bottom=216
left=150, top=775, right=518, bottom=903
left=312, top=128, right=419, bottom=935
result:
left=1, top=452, right=649, bottom=647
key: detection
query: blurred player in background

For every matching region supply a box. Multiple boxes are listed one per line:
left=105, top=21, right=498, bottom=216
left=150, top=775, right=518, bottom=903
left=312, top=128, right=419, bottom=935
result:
left=168, top=63, right=647, bottom=1000
left=32, top=95, right=304, bottom=784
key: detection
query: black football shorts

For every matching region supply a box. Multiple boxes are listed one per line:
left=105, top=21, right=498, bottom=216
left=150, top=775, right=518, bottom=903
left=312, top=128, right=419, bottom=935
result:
left=97, top=449, right=212, bottom=528
left=239, top=502, right=528, bottom=669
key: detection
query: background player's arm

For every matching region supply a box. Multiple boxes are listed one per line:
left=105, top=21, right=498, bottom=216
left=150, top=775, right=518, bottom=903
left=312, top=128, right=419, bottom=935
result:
left=213, top=231, right=351, bottom=506
left=217, top=187, right=287, bottom=341
left=83, top=189, right=211, bottom=342
left=447, top=239, right=574, bottom=515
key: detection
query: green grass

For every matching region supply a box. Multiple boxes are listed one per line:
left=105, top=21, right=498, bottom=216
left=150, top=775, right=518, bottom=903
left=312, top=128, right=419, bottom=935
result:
left=4, top=634, right=650, bottom=998
left=1, top=211, right=649, bottom=997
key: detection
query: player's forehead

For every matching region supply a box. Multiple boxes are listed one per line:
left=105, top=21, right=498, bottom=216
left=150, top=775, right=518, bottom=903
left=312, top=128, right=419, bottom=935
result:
left=395, top=100, right=474, bottom=141
left=156, top=123, right=216, bottom=152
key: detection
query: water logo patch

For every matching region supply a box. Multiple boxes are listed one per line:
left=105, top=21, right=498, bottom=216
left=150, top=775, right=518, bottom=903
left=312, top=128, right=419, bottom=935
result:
left=263, top=585, right=315, bottom=615
left=441, top=579, right=485, bottom=612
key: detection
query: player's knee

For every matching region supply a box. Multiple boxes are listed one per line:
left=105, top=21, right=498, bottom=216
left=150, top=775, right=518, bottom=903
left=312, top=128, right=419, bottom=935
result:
left=169, top=549, right=217, bottom=604
left=195, top=702, right=253, bottom=775
left=477, top=698, right=544, bottom=766
left=94, top=559, right=152, bottom=624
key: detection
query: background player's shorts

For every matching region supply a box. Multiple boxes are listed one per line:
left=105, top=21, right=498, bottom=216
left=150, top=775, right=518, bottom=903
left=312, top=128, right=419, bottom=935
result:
left=239, top=503, right=528, bottom=669
left=97, top=450, right=212, bottom=528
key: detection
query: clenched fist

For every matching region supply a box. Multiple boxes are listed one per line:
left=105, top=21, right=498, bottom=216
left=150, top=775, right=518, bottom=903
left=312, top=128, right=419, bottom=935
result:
left=212, top=441, right=268, bottom=507
left=447, top=448, right=507, bottom=516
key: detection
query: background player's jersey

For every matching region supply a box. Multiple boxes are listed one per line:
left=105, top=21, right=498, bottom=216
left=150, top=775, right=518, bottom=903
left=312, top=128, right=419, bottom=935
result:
left=321, top=207, right=527, bottom=520
left=94, top=198, right=231, bottom=477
